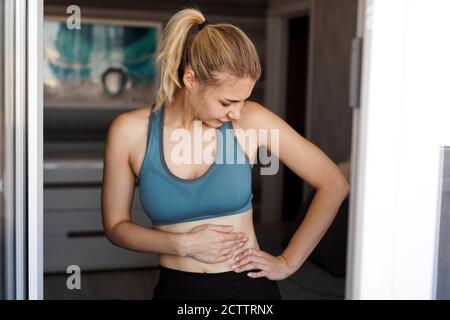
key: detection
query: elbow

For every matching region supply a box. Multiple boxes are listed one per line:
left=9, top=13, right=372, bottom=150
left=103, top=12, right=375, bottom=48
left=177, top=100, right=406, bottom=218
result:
left=335, top=177, right=350, bottom=198
left=104, top=221, right=126, bottom=246
left=343, top=183, right=350, bottom=199
left=319, top=177, right=350, bottom=199
left=104, top=226, right=117, bottom=246
left=332, top=166, right=350, bottom=197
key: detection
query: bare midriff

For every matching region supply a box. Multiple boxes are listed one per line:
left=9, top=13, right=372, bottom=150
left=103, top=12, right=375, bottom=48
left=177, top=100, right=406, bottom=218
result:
left=153, top=208, right=259, bottom=273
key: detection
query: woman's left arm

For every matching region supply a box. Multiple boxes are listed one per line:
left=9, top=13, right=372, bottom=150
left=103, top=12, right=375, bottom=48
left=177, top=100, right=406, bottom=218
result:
left=231, top=101, right=350, bottom=280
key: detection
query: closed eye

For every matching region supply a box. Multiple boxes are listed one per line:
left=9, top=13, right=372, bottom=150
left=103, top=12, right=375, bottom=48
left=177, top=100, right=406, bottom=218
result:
left=220, top=101, right=231, bottom=107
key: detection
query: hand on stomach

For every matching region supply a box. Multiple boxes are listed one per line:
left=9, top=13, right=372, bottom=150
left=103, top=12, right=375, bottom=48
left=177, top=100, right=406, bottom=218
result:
left=153, top=209, right=259, bottom=273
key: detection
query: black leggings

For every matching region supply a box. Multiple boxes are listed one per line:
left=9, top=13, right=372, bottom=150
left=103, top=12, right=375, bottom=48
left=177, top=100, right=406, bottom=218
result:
left=152, top=265, right=282, bottom=300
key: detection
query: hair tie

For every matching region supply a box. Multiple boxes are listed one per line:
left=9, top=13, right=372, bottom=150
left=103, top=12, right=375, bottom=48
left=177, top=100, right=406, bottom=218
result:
left=198, top=19, right=208, bottom=31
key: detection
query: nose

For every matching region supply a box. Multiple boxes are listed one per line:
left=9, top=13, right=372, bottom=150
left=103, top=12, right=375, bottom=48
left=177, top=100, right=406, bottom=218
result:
left=227, top=105, right=241, bottom=120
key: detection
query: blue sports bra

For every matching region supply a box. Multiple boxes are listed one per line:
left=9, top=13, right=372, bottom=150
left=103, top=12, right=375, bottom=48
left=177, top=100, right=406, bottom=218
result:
left=137, top=105, right=253, bottom=226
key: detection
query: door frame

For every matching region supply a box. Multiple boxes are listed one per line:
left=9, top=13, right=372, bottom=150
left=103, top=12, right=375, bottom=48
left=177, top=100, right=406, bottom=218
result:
left=3, top=0, right=44, bottom=299
left=27, top=0, right=44, bottom=300
left=345, top=0, right=368, bottom=300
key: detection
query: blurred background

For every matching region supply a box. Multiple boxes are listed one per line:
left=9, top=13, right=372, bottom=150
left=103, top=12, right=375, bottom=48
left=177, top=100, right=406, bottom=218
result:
left=40, top=0, right=357, bottom=300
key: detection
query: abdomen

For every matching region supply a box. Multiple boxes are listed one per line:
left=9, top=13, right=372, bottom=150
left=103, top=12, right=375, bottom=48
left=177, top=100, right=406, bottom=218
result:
left=154, top=209, right=259, bottom=273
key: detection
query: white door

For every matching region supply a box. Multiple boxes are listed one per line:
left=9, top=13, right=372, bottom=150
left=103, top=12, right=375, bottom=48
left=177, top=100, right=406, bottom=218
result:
left=0, top=0, right=43, bottom=300
left=346, top=0, right=450, bottom=299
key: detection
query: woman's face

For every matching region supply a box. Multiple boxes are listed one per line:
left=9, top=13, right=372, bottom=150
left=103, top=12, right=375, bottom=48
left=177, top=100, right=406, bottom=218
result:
left=188, top=72, right=256, bottom=128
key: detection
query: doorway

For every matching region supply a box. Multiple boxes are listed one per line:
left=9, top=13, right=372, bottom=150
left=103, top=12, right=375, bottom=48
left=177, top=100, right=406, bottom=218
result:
left=263, top=0, right=358, bottom=299
left=282, top=15, right=310, bottom=222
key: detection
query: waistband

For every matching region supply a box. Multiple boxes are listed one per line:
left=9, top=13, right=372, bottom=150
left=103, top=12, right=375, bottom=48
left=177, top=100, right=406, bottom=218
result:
left=156, top=265, right=270, bottom=298
left=158, top=265, right=261, bottom=280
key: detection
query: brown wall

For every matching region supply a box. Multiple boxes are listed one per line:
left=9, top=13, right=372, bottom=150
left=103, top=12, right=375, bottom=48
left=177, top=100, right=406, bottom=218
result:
left=311, top=0, right=357, bottom=163
left=45, top=0, right=267, bottom=17
left=269, top=0, right=358, bottom=164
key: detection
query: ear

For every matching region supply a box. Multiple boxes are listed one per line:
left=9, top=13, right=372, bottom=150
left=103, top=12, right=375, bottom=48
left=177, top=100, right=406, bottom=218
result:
left=182, top=67, right=197, bottom=90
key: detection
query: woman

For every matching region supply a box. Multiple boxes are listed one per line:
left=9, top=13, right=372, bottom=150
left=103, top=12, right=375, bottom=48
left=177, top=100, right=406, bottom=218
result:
left=101, top=8, right=349, bottom=300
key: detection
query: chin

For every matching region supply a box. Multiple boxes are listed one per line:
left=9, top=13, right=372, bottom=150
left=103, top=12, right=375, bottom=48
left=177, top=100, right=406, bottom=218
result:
left=201, top=119, right=219, bottom=128
left=208, top=119, right=223, bottom=126
left=217, top=119, right=229, bottom=126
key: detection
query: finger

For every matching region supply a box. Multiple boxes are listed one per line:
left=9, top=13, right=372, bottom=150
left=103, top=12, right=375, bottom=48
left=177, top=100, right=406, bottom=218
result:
left=236, top=250, right=266, bottom=263
left=215, top=247, right=241, bottom=262
left=223, top=237, right=249, bottom=248
left=217, top=244, right=247, bottom=262
left=232, top=245, right=251, bottom=258
left=207, top=225, right=234, bottom=233
left=247, top=271, right=268, bottom=278
left=233, top=255, right=267, bottom=270
left=233, top=248, right=260, bottom=262
left=221, top=232, right=248, bottom=242
left=220, top=241, right=245, bottom=254
left=234, top=261, right=270, bottom=273
left=214, top=251, right=235, bottom=263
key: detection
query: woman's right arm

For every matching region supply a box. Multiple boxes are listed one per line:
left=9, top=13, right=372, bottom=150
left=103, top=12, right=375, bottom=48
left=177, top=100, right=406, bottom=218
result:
left=101, top=112, right=183, bottom=255
left=101, top=112, right=247, bottom=260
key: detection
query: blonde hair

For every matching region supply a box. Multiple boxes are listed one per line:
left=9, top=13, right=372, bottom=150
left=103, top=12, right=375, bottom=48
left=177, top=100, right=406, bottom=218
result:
left=152, top=8, right=261, bottom=112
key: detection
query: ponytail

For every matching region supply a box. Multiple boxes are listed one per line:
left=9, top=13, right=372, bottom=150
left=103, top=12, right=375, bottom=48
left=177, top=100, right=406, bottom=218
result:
left=153, top=8, right=261, bottom=112
left=153, top=9, right=205, bottom=111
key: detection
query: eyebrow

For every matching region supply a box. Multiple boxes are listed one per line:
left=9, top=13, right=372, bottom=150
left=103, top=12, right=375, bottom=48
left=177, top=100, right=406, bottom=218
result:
left=224, top=98, right=240, bottom=103
left=224, top=95, right=251, bottom=103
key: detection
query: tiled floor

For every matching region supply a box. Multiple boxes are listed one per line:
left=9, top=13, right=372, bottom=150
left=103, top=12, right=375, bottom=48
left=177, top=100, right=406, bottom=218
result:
left=44, top=259, right=345, bottom=300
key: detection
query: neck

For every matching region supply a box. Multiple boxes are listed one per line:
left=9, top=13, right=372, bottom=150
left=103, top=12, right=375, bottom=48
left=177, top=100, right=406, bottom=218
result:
left=165, top=89, right=198, bottom=130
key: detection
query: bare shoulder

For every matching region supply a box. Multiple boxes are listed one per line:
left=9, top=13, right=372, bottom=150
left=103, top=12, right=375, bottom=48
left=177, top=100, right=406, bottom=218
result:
left=105, top=106, right=152, bottom=158
left=233, top=101, right=304, bottom=149
left=234, top=100, right=281, bottom=131
left=232, top=100, right=287, bottom=137
left=231, top=100, right=281, bottom=154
